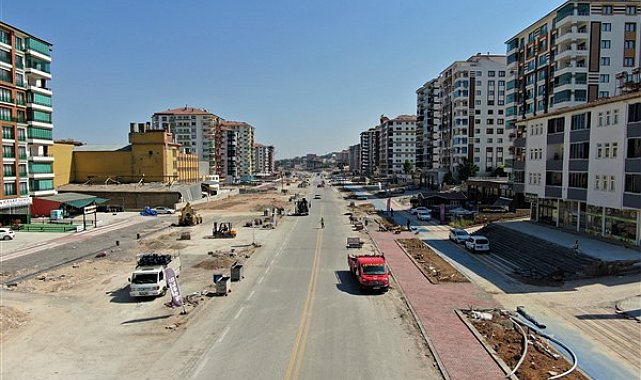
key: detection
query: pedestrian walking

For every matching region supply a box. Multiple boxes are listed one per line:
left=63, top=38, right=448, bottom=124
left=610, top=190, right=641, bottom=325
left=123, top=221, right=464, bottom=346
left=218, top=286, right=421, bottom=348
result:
left=406, top=219, right=411, bottom=231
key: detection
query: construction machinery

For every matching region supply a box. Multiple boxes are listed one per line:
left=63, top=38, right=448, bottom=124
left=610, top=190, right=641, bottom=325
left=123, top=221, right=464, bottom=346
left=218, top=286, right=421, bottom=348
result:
left=178, top=202, right=202, bottom=226
left=294, top=198, right=309, bottom=216
left=212, top=221, right=237, bottom=238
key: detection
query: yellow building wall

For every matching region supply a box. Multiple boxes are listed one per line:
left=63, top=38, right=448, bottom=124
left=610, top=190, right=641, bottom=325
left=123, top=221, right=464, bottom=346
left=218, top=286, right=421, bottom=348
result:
left=50, top=143, right=75, bottom=188
left=73, top=151, right=132, bottom=183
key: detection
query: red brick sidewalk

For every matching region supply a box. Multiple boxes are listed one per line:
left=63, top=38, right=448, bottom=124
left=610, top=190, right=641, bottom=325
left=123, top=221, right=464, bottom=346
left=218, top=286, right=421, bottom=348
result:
left=371, top=231, right=504, bottom=380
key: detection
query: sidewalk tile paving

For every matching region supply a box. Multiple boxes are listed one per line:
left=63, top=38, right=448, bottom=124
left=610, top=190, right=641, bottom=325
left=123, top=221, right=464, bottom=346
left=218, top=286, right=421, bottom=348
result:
left=371, top=231, right=504, bottom=380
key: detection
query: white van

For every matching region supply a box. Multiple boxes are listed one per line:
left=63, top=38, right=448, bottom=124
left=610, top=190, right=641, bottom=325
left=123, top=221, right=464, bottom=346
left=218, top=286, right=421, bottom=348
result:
left=465, top=236, right=490, bottom=253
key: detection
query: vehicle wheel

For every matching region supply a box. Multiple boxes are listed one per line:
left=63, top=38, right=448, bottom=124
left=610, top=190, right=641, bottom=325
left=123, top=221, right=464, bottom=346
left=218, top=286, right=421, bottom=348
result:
left=2, top=235, right=10, bottom=240
left=160, top=287, right=167, bottom=296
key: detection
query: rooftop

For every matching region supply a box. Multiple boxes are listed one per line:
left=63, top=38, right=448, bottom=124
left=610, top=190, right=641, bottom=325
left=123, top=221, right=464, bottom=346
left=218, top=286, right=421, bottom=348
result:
left=154, top=106, right=215, bottom=116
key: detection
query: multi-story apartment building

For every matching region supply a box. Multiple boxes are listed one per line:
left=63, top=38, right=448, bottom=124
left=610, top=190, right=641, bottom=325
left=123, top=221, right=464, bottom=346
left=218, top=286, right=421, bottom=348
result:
left=219, top=120, right=254, bottom=179
left=151, top=107, right=221, bottom=175
left=416, top=78, right=441, bottom=172
left=0, top=22, right=55, bottom=224
left=218, top=125, right=237, bottom=182
left=348, top=144, right=361, bottom=174
left=360, top=127, right=379, bottom=176
left=523, top=92, right=640, bottom=246
left=253, top=143, right=275, bottom=176
left=506, top=0, right=641, bottom=193
left=377, top=115, right=417, bottom=178
left=425, top=54, right=509, bottom=180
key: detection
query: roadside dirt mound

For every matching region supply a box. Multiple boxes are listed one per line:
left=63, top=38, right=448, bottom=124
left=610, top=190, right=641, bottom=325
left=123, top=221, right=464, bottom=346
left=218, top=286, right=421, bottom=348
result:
left=465, top=309, right=588, bottom=380
left=398, top=239, right=469, bottom=283
left=197, top=193, right=289, bottom=213
left=139, top=232, right=188, bottom=251
left=12, top=259, right=126, bottom=293
left=0, top=306, right=30, bottom=335
left=193, top=256, right=237, bottom=271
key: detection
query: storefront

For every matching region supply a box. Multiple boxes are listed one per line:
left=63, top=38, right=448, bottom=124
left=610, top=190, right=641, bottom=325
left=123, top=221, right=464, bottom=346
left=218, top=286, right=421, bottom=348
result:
left=534, top=197, right=640, bottom=247
left=0, top=197, right=32, bottom=225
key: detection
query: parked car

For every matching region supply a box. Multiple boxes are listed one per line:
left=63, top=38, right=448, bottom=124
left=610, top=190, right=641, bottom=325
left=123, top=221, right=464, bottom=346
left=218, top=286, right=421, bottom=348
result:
left=416, top=211, right=432, bottom=221
left=0, top=228, right=16, bottom=240
left=314, top=195, right=321, bottom=199
left=356, top=195, right=368, bottom=200
left=449, top=228, right=470, bottom=244
left=410, top=206, right=429, bottom=215
left=153, top=206, right=176, bottom=214
left=465, top=236, right=490, bottom=253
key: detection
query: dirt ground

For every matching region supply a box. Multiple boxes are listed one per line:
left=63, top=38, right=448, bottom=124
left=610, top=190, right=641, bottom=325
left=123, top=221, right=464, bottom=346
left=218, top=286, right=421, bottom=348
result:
left=0, top=188, right=288, bottom=343
left=195, top=192, right=290, bottom=213
left=464, top=309, right=589, bottom=380
left=398, top=238, right=469, bottom=283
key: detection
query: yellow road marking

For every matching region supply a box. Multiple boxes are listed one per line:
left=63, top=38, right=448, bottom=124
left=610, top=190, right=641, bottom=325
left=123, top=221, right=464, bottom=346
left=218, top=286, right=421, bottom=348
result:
left=284, top=218, right=324, bottom=380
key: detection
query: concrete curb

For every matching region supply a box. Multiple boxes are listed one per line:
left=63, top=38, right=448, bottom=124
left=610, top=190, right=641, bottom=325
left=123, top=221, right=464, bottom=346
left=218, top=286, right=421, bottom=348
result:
left=454, top=309, right=518, bottom=380
left=368, top=231, right=452, bottom=380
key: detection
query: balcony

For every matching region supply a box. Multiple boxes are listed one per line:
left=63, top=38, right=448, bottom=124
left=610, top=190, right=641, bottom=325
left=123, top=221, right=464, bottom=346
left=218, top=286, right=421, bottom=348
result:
left=569, top=159, right=588, bottom=171
left=545, top=185, right=562, bottom=198
left=514, top=137, right=526, bottom=148
left=513, top=160, right=526, bottom=170
left=623, top=193, right=641, bottom=209
left=625, top=158, right=641, bottom=173
left=546, top=159, right=564, bottom=171
left=567, top=188, right=587, bottom=201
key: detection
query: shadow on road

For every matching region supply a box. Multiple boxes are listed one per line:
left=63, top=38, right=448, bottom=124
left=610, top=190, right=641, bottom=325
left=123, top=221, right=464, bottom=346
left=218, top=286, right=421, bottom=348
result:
left=334, top=270, right=385, bottom=296
left=121, top=314, right=173, bottom=325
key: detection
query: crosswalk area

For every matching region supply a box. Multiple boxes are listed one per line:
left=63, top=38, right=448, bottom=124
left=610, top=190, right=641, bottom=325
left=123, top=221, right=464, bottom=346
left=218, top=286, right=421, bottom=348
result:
left=413, top=224, right=451, bottom=232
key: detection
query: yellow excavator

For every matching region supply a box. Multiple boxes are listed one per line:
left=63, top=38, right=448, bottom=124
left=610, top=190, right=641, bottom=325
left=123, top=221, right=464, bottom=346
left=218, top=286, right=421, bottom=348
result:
left=178, top=202, right=202, bottom=226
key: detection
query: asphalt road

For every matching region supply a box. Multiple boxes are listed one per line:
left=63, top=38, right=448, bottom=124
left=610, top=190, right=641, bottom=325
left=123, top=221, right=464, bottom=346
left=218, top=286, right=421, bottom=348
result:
left=179, top=180, right=439, bottom=380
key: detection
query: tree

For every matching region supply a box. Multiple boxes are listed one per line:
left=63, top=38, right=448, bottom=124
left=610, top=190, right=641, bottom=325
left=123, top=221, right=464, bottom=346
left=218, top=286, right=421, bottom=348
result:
left=403, top=160, right=413, bottom=175
left=492, top=165, right=506, bottom=177
left=457, top=158, right=479, bottom=181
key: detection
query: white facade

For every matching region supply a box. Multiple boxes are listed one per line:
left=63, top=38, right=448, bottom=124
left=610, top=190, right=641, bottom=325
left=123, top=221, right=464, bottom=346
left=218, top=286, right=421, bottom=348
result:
left=254, top=143, right=274, bottom=176
left=151, top=107, right=221, bottom=175
left=429, top=54, right=509, bottom=178
left=377, top=115, right=417, bottom=178
left=523, top=92, right=641, bottom=246
left=220, top=121, right=255, bottom=179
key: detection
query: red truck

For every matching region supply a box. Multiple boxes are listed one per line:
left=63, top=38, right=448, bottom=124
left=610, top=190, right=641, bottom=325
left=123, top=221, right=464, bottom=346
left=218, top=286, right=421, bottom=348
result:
left=347, top=254, right=389, bottom=291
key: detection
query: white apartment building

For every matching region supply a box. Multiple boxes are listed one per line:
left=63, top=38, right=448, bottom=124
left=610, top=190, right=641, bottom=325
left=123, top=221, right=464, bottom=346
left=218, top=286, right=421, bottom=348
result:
left=523, top=92, right=640, bottom=246
left=253, top=143, right=275, bottom=176
left=506, top=0, right=640, bottom=193
left=219, top=120, right=254, bottom=180
left=377, top=115, right=417, bottom=178
left=151, top=107, right=221, bottom=175
left=428, top=54, right=509, bottom=179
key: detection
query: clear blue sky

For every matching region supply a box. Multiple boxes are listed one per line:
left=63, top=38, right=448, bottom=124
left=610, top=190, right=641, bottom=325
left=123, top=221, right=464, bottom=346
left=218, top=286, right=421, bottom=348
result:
left=3, top=0, right=561, bottom=158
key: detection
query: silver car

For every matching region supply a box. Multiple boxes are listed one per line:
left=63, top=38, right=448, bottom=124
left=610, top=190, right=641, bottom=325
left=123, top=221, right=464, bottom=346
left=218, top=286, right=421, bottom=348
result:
left=465, top=235, right=490, bottom=253
left=449, top=228, right=470, bottom=244
left=153, top=206, right=175, bottom=214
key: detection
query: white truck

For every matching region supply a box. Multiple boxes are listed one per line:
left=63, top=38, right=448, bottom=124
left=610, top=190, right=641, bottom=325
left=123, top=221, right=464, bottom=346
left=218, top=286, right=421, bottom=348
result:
left=128, top=253, right=182, bottom=298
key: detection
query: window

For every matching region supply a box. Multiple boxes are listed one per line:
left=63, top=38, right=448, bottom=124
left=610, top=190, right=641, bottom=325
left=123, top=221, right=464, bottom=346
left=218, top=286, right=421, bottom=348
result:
left=627, top=6, right=637, bottom=14
left=624, top=58, right=635, bottom=67
left=488, top=71, right=495, bottom=77
left=487, top=138, right=493, bottom=143
left=609, top=176, right=615, bottom=191
left=599, top=91, right=610, bottom=98
left=613, top=109, right=619, bottom=125
left=601, top=40, right=611, bottom=49
left=624, top=40, right=636, bottom=49
left=570, top=142, right=589, bottom=159
left=499, top=71, right=505, bottom=77
left=487, top=119, right=494, bottom=125
left=571, top=112, right=590, bottom=130
left=595, top=175, right=600, bottom=190
left=628, top=138, right=641, bottom=158
left=599, top=74, right=609, bottom=83
left=569, top=172, right=588, bottom=188
left=625, top=23, right=637, bottom=32
left=604, top=143, right=610, bottom=158
left=597, top=143, right=603, bottom=158
left=601, top=57, right=610, bottom=66
left=529, top=173, right=533, bottom=184
left=602, top=5, right=612, bottom=14
left=625, top=174, right=641, bottom=194
left=602, top=23, right=611, bottom=32
left=612, top=142, right=618, bottom=158
left=630, top=103, right=641, bottom=122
